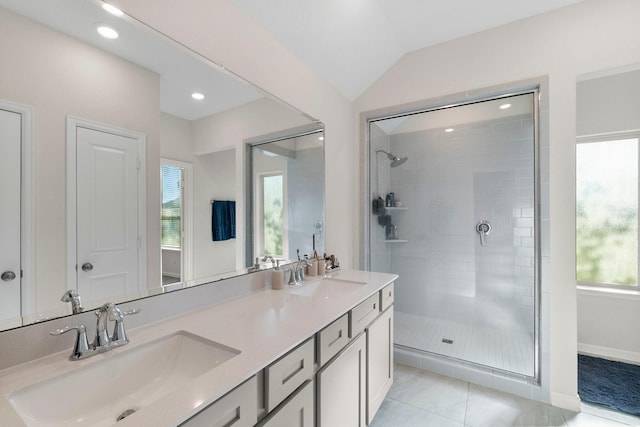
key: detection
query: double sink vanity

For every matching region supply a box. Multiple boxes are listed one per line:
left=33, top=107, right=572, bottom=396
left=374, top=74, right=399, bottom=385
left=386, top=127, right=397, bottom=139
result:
left=0, top=269, right=396, bottom=427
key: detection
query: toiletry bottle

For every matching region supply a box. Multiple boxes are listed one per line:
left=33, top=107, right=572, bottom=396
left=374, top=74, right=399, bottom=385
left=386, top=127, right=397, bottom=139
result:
left=307, top=257, right=317, bottom=276
left=385, top=193, right=391, bottom=207
left=272, top=260, right=284, bottom=290
left=317, top=256, right=325, bottom=275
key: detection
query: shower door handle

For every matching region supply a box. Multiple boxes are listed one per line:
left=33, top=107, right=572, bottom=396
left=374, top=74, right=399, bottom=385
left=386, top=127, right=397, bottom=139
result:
left=476, top=221, right=492, bottom=246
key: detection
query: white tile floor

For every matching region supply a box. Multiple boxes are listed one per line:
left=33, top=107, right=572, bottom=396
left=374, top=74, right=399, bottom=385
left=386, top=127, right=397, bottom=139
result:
left=369, top=364, right=640, bottom=427
left=395, top=311, right=534, bottom=376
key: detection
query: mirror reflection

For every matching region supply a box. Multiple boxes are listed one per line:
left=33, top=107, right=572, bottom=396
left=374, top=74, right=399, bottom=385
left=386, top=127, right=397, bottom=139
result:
left=0, top=0, right=322, bottom=331
left=249, top=129, right=325, bottom=266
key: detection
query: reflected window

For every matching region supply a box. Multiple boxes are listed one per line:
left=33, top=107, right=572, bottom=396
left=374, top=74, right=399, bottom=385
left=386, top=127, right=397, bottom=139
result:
left=576, top=137, right=638, bottom=286
left=261, top=173, right=284, bottom=256
left=161, top=164, right=182, bottom=248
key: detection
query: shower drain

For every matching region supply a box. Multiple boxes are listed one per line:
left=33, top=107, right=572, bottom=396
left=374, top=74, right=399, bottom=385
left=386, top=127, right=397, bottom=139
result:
left=442, top=338, right=454, bottom=344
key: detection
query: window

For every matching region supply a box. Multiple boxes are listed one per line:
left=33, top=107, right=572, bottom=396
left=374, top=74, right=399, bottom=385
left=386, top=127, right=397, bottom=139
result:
left=262, top=174, right=284, bottom=256
left=576, top=137, right=638, bottom=286
left=161, top=164, right=182, bottom=248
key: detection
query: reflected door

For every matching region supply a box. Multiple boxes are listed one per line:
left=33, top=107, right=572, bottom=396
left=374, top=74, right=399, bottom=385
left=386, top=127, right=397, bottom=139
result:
left=75, top=125, right=142, bottom=302
left=0, top=108, right=21, bottom=329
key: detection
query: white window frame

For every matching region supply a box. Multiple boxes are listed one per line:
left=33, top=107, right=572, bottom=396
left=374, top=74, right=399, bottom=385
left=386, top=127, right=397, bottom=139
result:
left=576, top=131, right=640, bottom=291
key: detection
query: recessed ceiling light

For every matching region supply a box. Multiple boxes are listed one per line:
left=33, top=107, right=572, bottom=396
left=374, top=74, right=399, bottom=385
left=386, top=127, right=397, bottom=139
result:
left=499, top=103, right=512, bottom=110
left=191, top=92, right=205, bottom=100
left=445, top=128, right=454, bottom=133
left=102, top=3, right=124, bottom=17
left=97, top=25, right=119, bottom=39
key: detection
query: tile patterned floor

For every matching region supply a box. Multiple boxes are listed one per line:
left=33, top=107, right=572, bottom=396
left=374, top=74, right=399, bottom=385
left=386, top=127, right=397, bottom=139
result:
left=395, top=311, right=534, bottom=376
left=369, top=364, right=640, bottom=427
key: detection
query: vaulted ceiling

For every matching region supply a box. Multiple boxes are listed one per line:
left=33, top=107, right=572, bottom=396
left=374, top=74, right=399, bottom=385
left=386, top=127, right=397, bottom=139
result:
left=232, top=0, right=585, bottom=100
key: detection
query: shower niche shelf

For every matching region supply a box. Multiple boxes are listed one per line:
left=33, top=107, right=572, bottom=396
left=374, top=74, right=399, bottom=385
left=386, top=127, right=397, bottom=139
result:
left=383, top=239, right=408, bottom=243
left=384, top=206, right=408, bottom=211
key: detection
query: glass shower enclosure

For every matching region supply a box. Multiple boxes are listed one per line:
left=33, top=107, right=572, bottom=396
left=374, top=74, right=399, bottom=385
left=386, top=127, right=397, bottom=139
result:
left=368, top=92, right=539, bottom=378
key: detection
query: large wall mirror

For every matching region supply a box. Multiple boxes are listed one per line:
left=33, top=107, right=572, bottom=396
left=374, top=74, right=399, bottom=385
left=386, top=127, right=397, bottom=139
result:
left=0, top=0, right=324, bottom=331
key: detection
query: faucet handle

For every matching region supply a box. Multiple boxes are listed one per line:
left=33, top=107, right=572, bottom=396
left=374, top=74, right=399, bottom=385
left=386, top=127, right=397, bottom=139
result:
left=110, top=305, right=141, bottom=344
left=50, top=325, right=91, bottom=360
left=122, top=308, right=141, bottom=316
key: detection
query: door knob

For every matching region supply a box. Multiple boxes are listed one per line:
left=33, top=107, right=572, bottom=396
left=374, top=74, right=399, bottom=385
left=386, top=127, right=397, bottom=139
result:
left=1, top=271, right=16, bottom=281
left=81, top=263, right=94, bottom=272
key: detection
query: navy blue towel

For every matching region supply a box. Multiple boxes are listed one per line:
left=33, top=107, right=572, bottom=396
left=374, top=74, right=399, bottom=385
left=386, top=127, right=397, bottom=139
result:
left=212, top=200, right=236, bottom=241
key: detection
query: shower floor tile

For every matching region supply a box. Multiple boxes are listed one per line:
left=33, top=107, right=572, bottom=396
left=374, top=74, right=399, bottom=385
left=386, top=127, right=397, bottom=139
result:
left=394, top=311, right=534, bottom=376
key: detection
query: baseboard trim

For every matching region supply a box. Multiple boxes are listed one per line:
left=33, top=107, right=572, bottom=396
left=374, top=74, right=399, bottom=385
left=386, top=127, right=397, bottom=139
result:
left=578, top=343, right=640, bottom=365
left=550, top=391, right=581, bottom=411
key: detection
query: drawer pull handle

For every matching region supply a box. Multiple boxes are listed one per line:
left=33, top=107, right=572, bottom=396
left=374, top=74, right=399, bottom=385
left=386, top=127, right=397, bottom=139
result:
left=282, top=360, right=305, bottom=385
left=329, top=330, right=343, bottom=348
left=218, top=407, right=241, bottom=426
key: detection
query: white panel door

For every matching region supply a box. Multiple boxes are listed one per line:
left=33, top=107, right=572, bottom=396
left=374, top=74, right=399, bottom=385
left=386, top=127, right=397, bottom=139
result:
left=0, top=109, right=21, bottom=329
left=75, top=126, right=140, bottom=302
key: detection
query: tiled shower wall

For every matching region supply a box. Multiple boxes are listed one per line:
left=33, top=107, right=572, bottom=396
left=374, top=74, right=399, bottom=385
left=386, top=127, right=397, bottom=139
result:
left=373, top=113, right=535, bottom=336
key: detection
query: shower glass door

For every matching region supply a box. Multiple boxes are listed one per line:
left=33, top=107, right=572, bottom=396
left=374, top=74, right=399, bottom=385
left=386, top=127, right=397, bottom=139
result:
left=368, top=92, right=538, bottom=377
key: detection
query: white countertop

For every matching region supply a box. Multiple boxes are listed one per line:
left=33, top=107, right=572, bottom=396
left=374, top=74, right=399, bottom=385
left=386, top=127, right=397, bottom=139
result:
left=0, top=269, right=397, bottom=427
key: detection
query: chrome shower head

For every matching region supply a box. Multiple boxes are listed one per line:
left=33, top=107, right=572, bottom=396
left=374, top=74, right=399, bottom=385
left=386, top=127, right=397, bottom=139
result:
left=376, top=149, right=408, bottom=167
left=390, top=156, right=408, bottom=167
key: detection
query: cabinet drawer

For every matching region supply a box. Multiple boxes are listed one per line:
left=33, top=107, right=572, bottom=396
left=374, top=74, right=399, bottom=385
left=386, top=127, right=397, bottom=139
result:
left=181, top=376, right=257, bottom=427
left=380, top=283, right=394, bottom=311
left=256, top=380, right=314, bottom=427
left=350, top=293, right=379, bottom=338
left=317, top=313, right=349, bottom=367
left=265, top=337, right=314, bottom=412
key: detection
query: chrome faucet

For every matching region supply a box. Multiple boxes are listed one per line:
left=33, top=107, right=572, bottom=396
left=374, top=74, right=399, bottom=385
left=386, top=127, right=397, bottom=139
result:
left=288, top=259, right=312, bottom=286
left=50, top=302, right=140, bottom=360
left=93, top=303, right=113, bottom=348
left=261, top=254, right=276, bottom=268
left=60, top=290, right=83, bottom=314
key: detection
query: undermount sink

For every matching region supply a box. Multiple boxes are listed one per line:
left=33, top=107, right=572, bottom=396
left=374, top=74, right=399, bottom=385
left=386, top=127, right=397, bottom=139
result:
left=288, top=277, right=367, bottom=298
left=9, top=331, right=240, bottom=427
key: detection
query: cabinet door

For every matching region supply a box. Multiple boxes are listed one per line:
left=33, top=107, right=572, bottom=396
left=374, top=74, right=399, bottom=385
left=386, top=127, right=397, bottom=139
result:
left=180, top=376, right=257, bottom=427
left=366, top=307, right=394, bottom=424
left=257, top=380, right=314, bottom=427
left=317, top=333, right=366, bottom=427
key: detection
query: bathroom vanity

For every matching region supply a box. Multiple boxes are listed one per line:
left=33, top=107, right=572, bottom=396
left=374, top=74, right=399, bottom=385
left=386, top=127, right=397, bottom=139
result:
left=0, top=270, right=396, bottom=427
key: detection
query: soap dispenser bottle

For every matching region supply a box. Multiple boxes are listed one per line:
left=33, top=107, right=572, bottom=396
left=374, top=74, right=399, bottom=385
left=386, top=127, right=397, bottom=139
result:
left=272, top=260, right=284, bottom=290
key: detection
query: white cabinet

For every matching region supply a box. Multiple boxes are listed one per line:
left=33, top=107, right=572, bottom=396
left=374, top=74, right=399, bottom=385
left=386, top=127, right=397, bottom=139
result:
left=257, top=380, right=314, bottom=427
left=316, top=333, right=367, bottom=427
left=182, top=283, right=395, bottom=427
left=366, top=306, right=394, bottom=424
left=180, top=376, right=257, bottom=427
